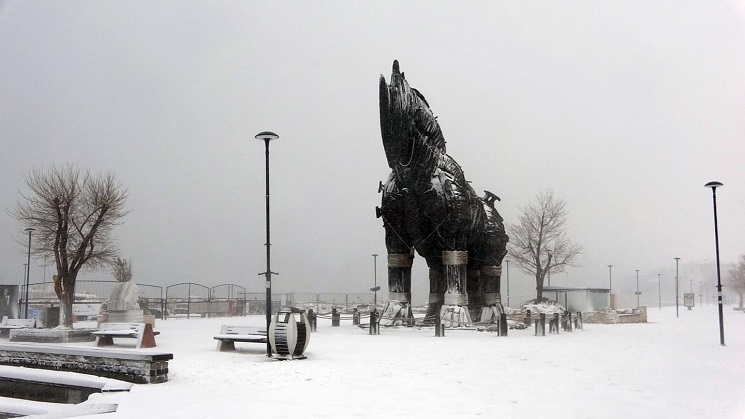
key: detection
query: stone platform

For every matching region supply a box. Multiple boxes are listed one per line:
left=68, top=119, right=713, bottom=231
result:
left=0, top=342, right=173, bottom=384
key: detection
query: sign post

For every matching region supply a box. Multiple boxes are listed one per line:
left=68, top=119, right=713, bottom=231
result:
left=683, top=293, right=695, bottom=310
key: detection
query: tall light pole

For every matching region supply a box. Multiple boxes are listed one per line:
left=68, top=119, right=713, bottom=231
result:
left=24, top=227, right=35, bottom=319
left=699, top=281, right=703, bottom=309
left=505, top=260, right=510, bottom=308
left=256, top=131, right=279, bottom=357
left=635, top=270, right=640, bottom=308
left=608, top=264, right=613, bottom=309
left=705, top=180, right=725, bottom=346
left=547, top=250, right=552, bottom=287
left=371, top=254, right=379, bottom=311
left=674, top=257, right=680, bottom=318
left=657, top=274, right=661, bottom=310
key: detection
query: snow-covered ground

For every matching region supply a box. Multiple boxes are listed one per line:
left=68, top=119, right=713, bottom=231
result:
left=3, top=305, right=745, bottom=418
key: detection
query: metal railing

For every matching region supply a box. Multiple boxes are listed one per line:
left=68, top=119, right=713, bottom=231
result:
left=18, top=281, right=378, bottom=320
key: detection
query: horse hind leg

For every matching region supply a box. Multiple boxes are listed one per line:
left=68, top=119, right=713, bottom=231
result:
left=477, top=264, right=505, bottom=323
left=423, top=265, right=445, bottom=324
left=440, top=250, right=472, bottom=327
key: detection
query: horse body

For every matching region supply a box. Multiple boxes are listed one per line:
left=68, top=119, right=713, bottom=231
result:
left=377, top=61, right=508, bottom=325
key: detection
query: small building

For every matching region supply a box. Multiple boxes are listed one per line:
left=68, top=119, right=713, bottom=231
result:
left=543, top=287, right=610, bottom=312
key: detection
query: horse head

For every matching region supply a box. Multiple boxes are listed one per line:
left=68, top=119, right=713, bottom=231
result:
left=379, top=60, right=446, bottom=172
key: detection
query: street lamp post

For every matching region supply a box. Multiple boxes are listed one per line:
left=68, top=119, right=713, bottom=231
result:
left=699, top=281, right=703, bottom=309
left=24, top=227, right=35, bottom=319
left=705, top=180, right=725, bottom=346
left=547, top=250, right=552, bottom=287
left=657, top=274, right=661, bottom=310
left=256, top=131, right=279, bottom=357
left=674, top=257, right=680, bottom=318
left=371, top=254, right=379, bottom=311
left=505, top=260, right=510, bottom=308
left=608, top=264, right=613, bottom=309
left=635, top=269, right=640, bottom=308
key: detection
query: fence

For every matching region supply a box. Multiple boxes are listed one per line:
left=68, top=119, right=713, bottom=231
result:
left=18, top=281, right=376, bottom=320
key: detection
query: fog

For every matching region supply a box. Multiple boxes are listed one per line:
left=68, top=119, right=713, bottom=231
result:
left=1, top=1, right=744, bottom=305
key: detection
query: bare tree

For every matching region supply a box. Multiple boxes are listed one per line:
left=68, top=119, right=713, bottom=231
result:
left=11, top=165, right=128, bottom=328
left=507, top=189, right=583, bottom=301
left=726, top=254, right=745, bottom=310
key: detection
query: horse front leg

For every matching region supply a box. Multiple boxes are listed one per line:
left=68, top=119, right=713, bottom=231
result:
left=380, top=251, right=415, bottom=326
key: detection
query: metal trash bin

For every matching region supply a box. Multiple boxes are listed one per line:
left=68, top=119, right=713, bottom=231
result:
left=269, top=307, right=311, bottom=360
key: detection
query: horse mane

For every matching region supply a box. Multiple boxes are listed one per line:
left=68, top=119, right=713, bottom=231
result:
left=410, top=87, right=447, bottom=153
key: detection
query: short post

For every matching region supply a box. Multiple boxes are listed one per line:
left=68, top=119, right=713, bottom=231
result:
left=566, top=311, right=573, bottom=332
left=369, top=310, right=379, bottom=335
left=307, top=309, right=317, bottom=332
left=352, top=308, right=360, bottom=326
left=550, top=313, right=559, bottom=334
left=331, top=307, right=340, bottom=327
left=524, top=309, right=532, bottom=327
left=535, top=313, right=546, bottom=336
left=574, top=311, right=583, bottom=330
left=499, top=313, right=508, bottom=337
left=435, top=312, right=443, bottom=337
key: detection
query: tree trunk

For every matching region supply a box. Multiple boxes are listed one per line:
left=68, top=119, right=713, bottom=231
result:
left=535, top=268, right=545, bottom=301
left=54, top=274, right=76, bottom=328
left=535, top=276, right=544, bottom=301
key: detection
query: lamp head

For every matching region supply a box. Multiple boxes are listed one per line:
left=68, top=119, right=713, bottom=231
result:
left=705, top=181, right=723, bottom=189
left=255, top=131, right=279, bottom=142
left=24, top=228, right=35, bottom=233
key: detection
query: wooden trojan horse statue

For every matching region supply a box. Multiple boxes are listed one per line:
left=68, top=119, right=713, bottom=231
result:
left=376, top=60, right=509, bottom=327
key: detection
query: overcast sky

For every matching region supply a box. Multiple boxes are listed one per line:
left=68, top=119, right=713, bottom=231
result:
left=1, top=1, right=744, bottom=304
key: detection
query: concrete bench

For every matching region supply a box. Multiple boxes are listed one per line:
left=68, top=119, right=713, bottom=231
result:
left=92, top=322, right=157, bottom=349
left=214, top=325, right=267, bottom=351
left=0, top=317, right=36, bottom=337
left=0, top=343, right=173, bottom=384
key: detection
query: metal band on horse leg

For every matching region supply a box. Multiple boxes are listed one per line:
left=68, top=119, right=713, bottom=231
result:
left=442, top=251, right=468, bottom=266
left=388, top=253, right=413, bottom=268
left=428, top=293, right=444, bottom=304
left=388, top=292, right=412, bottom=302
left=483, top=292, right=502, bottom=305
left=444, top=293, right=469, bottom=306
left=481, top=265, right=502, bottom=276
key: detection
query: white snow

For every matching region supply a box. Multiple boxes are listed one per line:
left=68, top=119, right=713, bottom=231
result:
left=2, top=305, right=745, bottom=418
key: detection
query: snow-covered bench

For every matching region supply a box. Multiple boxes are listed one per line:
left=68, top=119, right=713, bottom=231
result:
left=0, top=317, right=36, bottom=337
left=214, top=325, right=267, bottom=351
left=92, top=322, right=157, bottom=349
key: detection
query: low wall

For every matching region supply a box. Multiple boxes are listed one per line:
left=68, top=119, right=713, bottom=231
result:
left=582, top=306, right=647, bottom=324
left=0, top=343, right=172, bottom=384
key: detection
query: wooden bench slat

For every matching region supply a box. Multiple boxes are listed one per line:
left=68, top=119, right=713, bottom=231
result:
left=93, top=323, right=150, bottom=349
left=214, top=335, right=267, bottom=342
left=214, top=325, right=268, bottom=351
